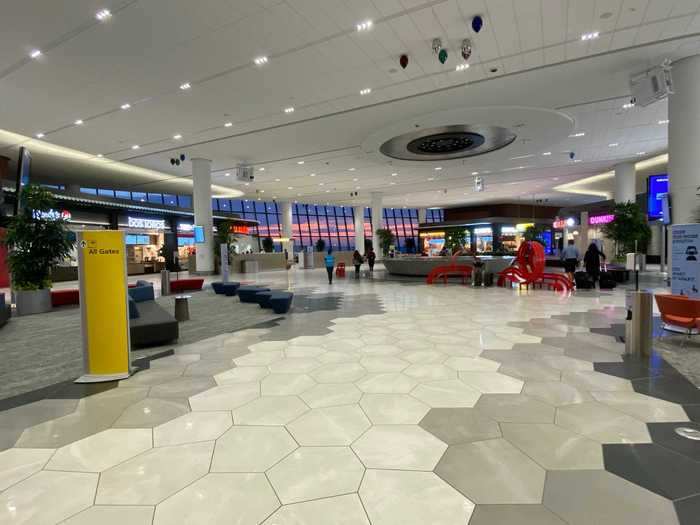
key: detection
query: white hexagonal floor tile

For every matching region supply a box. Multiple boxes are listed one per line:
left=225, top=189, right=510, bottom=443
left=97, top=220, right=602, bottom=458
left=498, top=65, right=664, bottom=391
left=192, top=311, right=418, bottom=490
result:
left=285, top=346, right=326, bottom=358
left=360, top=356, right=410, bottom=373
left=411, top=380, right=481, bottom=408
left=286, top=405, right=370, bottom=446
left=399, top=350, right=446, bottom=364
left=403, top=364, right=457, bottom=381
left=261, top=374, right=316, bottom=396
left=267, top=447, right=365, bottom=504
left=444, top=356, right=500, bottom=372
left=360, top=394, right=431, bottom=424
left=62, top=505, right=154, bottom=525
left=234, top=351, right=284, bottom=367
left=233, top=396, right=309, bottom=425
left=358, top=344, right=402, bottom=356
left=214, top=366, right=269, bottom=385
left=0, top=448, right=54, bottom=492
left=211, top=426, right=297, bottom=472
left=360, top=469, right=474, bottom=525
left=262, top=494, right=369, bottom=525
left=189, top=383, right=260, bottom=411
left=153, top=411, right=232, bottom=447
left=269, top=358, right=322, bottom=374
left=311, top=363, right=367, bottom=383
left=300, top=383, right=362, bottom=408
left=154, top=473, right=279, bottom=524
left=46, top=428, right=152, bottom=472
left=356, top=373, right=418, bottom=394
left=458, top=371, right=524, bottom=394
left=352, top=425, right=447, bottom=470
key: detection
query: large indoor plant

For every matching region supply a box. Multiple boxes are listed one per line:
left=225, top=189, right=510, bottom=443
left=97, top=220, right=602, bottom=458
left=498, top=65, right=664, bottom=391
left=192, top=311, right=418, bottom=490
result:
left=3, top=185, right=73, bottom=315
left=601, top=202, right=651, bottom=260
left=375, top=228, right=395, bottom=256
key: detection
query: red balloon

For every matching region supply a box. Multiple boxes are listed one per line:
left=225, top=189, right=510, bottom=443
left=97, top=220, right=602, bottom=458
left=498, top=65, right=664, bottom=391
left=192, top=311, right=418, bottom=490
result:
left=400, top=54, right=408, bottom=69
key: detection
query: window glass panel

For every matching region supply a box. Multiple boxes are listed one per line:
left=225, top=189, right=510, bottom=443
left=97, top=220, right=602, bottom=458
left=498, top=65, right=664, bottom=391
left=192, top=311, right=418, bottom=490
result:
left=163, top=194, right=177, bottom=206
left=132, top=192, right=147, bottom=202
left=178, top=195, right=192, bottom=208
left=115, top=190, right=131, bottom=200
left=147, top=193, right=163, bottom=204
left=231, top=200, right=243, bottom=212
left=98, top=189, right=115, bottom=198
left=80, top=188, right=97, bottom=195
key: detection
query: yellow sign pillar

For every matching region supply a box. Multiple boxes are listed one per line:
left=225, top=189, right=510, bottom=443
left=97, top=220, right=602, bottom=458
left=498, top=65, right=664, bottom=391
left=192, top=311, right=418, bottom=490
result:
left=75, top=230, right=131, bottom=382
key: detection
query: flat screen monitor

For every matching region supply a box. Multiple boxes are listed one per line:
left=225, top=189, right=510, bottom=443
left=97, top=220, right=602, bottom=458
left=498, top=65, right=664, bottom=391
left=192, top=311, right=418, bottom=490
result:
left=14, top=147, right=31, bottom=214
left=647, top=174, right=669, bottom=220
left=194, top=226, right=205, bottom=244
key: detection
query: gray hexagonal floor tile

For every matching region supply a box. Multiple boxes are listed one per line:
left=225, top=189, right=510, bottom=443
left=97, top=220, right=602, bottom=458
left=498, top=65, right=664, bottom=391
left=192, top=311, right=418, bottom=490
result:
left=418, top=407, right=501, bottom=445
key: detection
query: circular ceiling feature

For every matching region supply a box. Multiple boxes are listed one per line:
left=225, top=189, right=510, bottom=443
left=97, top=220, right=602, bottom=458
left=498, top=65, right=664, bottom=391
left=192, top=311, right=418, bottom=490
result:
left=380, top=125, right=515, bottom=161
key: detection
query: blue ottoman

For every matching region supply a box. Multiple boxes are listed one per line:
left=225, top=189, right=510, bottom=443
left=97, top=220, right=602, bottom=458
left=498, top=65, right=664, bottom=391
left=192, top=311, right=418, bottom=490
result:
left=269, top=292, right=294, bottom=314
left=238, top=286, right=271, bottom=303
left=212, top=281, right=241, bottom=295
left=255, top=291, right=274, bottom=308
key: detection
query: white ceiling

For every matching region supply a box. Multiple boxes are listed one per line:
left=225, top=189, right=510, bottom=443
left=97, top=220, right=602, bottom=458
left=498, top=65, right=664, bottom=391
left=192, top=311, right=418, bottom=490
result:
left=0, top=0, right=698, bottom=208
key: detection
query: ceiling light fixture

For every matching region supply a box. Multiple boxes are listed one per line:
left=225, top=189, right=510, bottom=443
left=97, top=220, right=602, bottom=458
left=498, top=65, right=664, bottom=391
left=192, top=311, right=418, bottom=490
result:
left=319, top=182, right=325, bottom=186
left=35, top=132, right=45, bottom=138
left=390, top=181, right=396, bottom=185
left=74, top=119, right=84, bottom=125
left=179, top=82, right=191, bottom=90
left=95, top=9, right=112, bottom=21
left=275, top=178, right=281, bottom=182
left=637, top=151, right=646, bottom=156
left=608, top=142, right=619, bottom=147
left=173, top=134, right=182, bottom=140
left=391, top=173, right=397, bottom=177
left=352, top=178, right=358, bottom=182
left=120, top=103, right=131, bottom=110
left=455, top=63, right=470, bottom=72
left=225, top=172, right=230, bottom=176
left=622, top=102, right=635, bottom=109
left=434, top=166, right=442, bottom=171
left=287, top=186, right=293, bottom=190
left=284, top=107, right=295, bottom=113
left=348, top=168, right=356, bottom=171
left=309, top=173, right=316, bottom=177
left=258, top=167, right=265, bottom=171
left=569, top=132, right=585, bottom=138
left=297, top=160, right=305, bottom=165
left=131, top=144, right=140, bottom=150
left=428, top=177, right=435, bottom=181
left=542, top=152, right=552, bottom=156
left=360, top=88, right=372, bottom=95
left=253, top=56, right=268, bottom=66
left=97, top=154, right=103, bottom=158
left=581, top=31, right=600, bottom=41
left=224, top=122, right=233, bottom=127
left=659, top=119, right=670, bottom=125
left=471, top=171, right=479, bottom=175
left=356, top=20, right=373, bottom=32
left=29, top=49, right=42, bottom=59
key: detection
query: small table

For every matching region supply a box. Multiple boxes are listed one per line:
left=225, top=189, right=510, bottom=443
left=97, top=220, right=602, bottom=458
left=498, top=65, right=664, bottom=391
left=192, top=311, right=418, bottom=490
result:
left=174, top=295, right=191, bottom=322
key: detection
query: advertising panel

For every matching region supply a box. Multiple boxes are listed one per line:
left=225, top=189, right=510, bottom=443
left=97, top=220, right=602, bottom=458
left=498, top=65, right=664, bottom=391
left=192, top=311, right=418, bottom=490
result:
left=671, top=223, right=700, bottom=298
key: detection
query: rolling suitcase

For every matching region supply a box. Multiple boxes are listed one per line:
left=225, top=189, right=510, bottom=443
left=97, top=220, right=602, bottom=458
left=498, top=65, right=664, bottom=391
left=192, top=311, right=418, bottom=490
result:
left=599, top=263, right=616, bottom=289
left=574, top=271, right=593, bottom=289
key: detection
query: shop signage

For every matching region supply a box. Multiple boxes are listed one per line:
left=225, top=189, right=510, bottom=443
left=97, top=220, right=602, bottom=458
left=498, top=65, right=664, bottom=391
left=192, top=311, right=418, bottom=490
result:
left=419, top=231, right=445, bottom=237
left=177, top=223, right=194, bottom=232
left=516, top=223, right=534, bottom=232
left=231, top=224, right=250, bottom=235
left=553, top=217, right=575, bottom=229
left=671, top=223, right=700, bottom=298
left=128, top=216, right=165, bottom=229
left=33, top=209, right=71, bottom=221
left=588, top=214, right=615, bottom=226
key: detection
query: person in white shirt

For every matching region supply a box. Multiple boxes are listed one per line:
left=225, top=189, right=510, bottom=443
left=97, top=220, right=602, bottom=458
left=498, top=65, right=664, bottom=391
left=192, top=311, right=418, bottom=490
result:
left=560, top=239, right=580, bottom=282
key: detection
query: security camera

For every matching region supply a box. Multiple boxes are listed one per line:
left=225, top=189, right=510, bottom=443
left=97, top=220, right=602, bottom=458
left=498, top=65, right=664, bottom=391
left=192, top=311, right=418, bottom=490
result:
left=569, top=151, right=575, bottom=160
left=461, top=39, right=472, bottom=61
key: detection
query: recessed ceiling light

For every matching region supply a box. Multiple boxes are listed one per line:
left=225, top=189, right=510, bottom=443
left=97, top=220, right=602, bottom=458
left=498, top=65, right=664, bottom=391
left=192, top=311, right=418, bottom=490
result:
left=659, top=119, right=670, bottom=125
left=275, top=178, right=281, bottom=182
left=180, top=82, right=191, bottom=90
left=325, top=190, right=330, bottom=193
left=287, top=186, right=293, bottom=190
left=622, top=102, right=635, bottom=109
left=581, top=31, right=600, bottom=41
left=284, top=107, right=295, bottom=113
left=637, top=151, right=646, bottom=156
left=542, top=152, right=552, bottom=156
left=573, top=159, right=582, bottom=163
left=225, top=172, right=230, bottom=176
left=35, top=132, right=45, bottom=138
left=434, top=166, right=442, bottom=171
left=224, top=122, right=233, bottom=127
left=552, top=177, right=559, bottom=181
left=120, top=103, right=131, bottom=110
left=29, top=49, right=42, bottom=59
left=455, top=63, right=470, bottom=72
left=391, top=173, right=397, bottom=177
left=95, top=9, right=112, bottom=21
left=428, top=177, right=435, bottom=181
left=131, top=144, right=140, bottom=150
left=569, top=132, right=585, bottom=138
left=355, top=186, right=361, bottom=189
left=245, top=182, right=250, bottom=186
left=173, top=134, right=182, bottom=140
left=74, top=119, right=84, bottom=125
left=390, top=182, right=396, bottom=185
left=360, top=88, right=372, bottom=95
left=253, top=56, right=268, bottom=66
left=352, top=178, right=358, bottom=182
left=260, top=190, right=265, bottom=193
left=608, top=142, right=619, bottom=147
left=319, top=182, right=325, bottom=186
left=471, top=171, right=479, bottom=175
left=96, top=153, right=103, bottom=158
left=258, top=167, right=265, bottom=171
left=297, top=160, right=305, bottom=165
left=347, top=167, right=356, bottom=172
left=356, top=20, right=373, bottom=31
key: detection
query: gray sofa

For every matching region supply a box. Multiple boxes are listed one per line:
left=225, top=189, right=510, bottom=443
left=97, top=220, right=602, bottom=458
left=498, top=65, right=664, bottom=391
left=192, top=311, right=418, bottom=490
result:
left=0, top=293, right=9, bottom=328
left=128, top=282, right=179, bottom=348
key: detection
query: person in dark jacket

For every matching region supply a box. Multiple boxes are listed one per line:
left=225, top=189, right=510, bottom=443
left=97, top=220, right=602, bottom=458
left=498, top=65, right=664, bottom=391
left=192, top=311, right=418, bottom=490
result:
left=366, top=248, right=376, bottom=273
left=583, top=242, right=606, bottom=286
left=352, top=250, right=363, bottom=278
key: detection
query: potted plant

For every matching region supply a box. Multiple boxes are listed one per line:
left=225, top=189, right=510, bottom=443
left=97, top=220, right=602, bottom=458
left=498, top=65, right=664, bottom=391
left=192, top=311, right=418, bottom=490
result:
left=3, top=185, right=74, bottom=315
left=601, top=202, right=651, bottom=261
left=315, top=239, right=326, bottom=253
left=261, top=236, right=274, bottom=253
left=375, top=228, right=395, bottom=256
left=523, top=224, right=548, bottom=245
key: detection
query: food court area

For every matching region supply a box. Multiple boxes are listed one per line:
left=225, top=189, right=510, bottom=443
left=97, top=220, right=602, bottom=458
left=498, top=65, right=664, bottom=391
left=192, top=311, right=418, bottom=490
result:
left=1, top=3, right=700, bottom=525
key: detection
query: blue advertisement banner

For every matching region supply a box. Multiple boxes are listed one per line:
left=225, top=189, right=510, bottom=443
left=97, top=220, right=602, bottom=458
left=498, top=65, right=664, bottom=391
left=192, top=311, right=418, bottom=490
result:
left=647, top=174, right=669, bottom=220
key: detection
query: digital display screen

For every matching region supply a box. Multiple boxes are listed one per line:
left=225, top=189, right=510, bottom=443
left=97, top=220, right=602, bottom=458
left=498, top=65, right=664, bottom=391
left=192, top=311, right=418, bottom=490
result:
left=647, top=174, right=669, bottom=220
left=194, top=226, right=205, bottom=244
left=125, top=234, right=151, bottom=245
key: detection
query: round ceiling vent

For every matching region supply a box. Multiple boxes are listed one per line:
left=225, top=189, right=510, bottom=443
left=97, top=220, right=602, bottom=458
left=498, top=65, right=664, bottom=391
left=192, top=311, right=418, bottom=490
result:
left=379, top=125, right=516, bottom=161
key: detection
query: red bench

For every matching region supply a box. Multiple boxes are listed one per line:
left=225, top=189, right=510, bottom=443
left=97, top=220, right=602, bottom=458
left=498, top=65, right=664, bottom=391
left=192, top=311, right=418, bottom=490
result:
left=170, top=278, right=204, bottom=293
left=51, top=289, right=80, bottom=307
left=426, top=264, right=473, bottom=285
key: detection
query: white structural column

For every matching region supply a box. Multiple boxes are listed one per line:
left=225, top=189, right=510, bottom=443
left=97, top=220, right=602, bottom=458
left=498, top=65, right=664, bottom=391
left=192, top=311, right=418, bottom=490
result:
left=371, top=192, right=383, bottom=256
left=614, top=162, right=636, bottom=203
left=192, top=158, right=214, bottom=274
left=418, top=208, right=427, bottom=224
left=669, top=54, right=700, bottom=225
left=280, top=201, right=293, bottom=261
left=354, top=205, right=365, bottom=252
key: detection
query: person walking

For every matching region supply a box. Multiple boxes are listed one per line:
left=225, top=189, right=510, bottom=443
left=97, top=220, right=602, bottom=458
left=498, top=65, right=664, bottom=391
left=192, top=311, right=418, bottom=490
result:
left=366, top=248, right=376, bottom=273
left=352, top=250, right=364, bottom=278
left=324, top=248, right=335, bottom=284
left=583, top=242, right=606, bottom=287
left=560, top=239, right=580, bottom=283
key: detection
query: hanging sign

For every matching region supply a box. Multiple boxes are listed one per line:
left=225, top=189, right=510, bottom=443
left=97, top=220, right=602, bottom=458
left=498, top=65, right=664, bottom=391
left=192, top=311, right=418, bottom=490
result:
left=671, top=223, right=700, bottom=298
left=75, top=230, right=131, bottom=382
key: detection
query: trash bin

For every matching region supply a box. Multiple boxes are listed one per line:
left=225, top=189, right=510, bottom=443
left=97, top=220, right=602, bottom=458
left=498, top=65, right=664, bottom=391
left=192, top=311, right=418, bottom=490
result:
left=160, top=269, right=170, bottom=296
left=625, top=290, right=653, bottom=357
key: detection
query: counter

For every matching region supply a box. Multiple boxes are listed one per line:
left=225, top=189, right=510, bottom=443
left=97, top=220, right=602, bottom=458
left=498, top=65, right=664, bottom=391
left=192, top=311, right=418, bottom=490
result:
left=383, top=256, right=515, bottom=277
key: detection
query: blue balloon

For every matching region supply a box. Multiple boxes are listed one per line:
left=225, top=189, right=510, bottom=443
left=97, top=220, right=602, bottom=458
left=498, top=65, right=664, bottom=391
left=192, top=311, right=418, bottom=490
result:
left=472, top=15, right=483, bottom=33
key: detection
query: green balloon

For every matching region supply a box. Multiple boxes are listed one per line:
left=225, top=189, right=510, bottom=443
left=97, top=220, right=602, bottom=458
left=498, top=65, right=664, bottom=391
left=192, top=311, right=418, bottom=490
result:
left=438, top=49, right=448, bottom=64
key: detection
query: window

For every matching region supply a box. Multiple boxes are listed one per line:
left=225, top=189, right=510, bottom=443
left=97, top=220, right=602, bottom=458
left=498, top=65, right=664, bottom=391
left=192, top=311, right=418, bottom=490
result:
left=147, top=193, right=163, bottom=204
left=177, top=195, right=192, bottom=208
left=80, top=188, right=97, bottom=195
left=383, top=208, right=419, bottom=252
left=426, top=208, right=444, bottom=223
left=98, top=189, right=115, bottom=198
left=115, top=190, right=131, bottom=200
left=131, top=192, right=147, bottom=202
left=163, top=194, right=178, bottom=206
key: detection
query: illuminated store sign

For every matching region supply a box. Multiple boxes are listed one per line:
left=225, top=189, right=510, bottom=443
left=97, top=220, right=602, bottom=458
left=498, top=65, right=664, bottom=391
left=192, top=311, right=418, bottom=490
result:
left=588, top=214, right=615, bottom=226
left=516, top=223, right=534, bottom=232
left=419, top=231, right=445, bottom=237
left=553, top=217, right=575, bottom=229
left=230, top=224, right=250, bottom=235
left=33, top=209, right=71, bottom=221
left=177, top=223, right=194, bottom=232
left=128, top=216, right=165, bottom=229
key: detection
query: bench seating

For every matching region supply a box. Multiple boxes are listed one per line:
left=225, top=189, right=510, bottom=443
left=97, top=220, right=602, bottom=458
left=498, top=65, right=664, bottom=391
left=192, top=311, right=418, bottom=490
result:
left=269, top=292, right=294, bottom=314
left=255, top=291, right=274, bottom=308
left=211, top=281, right=241, bottom=296
left=170, top=278, right=204, bottom=293
left=128, top=282, right=178, bottom=347
left=238, top=286, right=271, bottom=303
left=655, top=294, right=700, bottom=335
left=51, top=288, right=80, bottom=307
left=0, top=293, right=10, bottom=328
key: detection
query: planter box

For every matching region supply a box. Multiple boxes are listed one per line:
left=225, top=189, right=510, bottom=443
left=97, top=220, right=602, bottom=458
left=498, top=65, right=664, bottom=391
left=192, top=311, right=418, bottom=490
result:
left=14, top=288, right=52, bottom=316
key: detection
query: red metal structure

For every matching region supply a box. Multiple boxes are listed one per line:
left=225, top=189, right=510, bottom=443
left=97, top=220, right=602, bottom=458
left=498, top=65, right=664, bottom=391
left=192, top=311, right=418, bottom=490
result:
left=425, top=250, right=474, bottom=285
left=498, top=241, right=573, bottom=291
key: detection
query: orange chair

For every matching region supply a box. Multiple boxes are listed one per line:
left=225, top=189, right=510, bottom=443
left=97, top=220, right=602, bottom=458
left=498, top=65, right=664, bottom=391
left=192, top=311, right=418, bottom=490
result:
left=336, top=262, right=346, bottom=278
left=654, top=294, right=700, bottom=335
